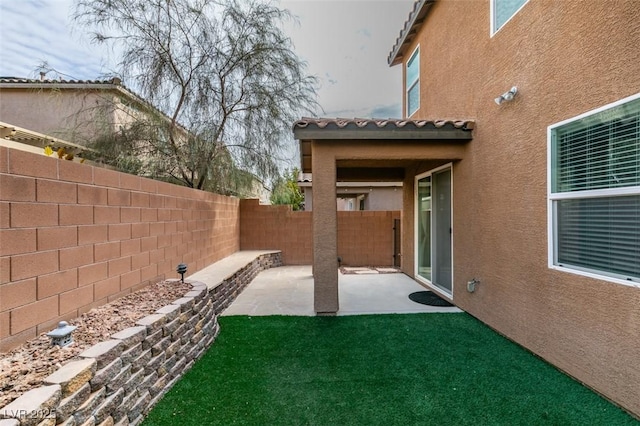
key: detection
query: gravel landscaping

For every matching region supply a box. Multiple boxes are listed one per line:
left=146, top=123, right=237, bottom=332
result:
left=0, top=280, right=191, bottom=409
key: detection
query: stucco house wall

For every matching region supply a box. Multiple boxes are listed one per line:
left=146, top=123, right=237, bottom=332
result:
left=398, top=0, right=639, bottom=416
left=0, top=80, right=132, bottom=144
left=302, top=185, right=402, bottom=211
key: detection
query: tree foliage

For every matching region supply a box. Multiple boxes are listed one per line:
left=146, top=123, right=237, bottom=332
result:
left=270, top=168, right=304, bottom=210
left=74, top=0, right=318, bottom=190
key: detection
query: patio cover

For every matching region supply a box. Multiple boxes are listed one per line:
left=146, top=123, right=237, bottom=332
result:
left=293, top=117, right=474, bottom=314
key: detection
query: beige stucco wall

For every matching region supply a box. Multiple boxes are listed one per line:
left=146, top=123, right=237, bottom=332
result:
left=401, top=0, right=640, bottom=416
left=304, top=186, right=402, bottom=211
left=0, top=89, right=118, bottom=143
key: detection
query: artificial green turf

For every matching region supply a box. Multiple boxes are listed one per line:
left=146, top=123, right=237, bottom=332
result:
left=142, top=314, right=637, bottom=425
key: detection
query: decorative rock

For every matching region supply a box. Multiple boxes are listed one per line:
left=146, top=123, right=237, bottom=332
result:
left=142, top=329, right=163, bottom=351
left=172, top=323, right=187, bottom=342
left=56, top=383, right=91, bottom=424
left=111, top=327, right=147, bottom=349
left=77, top=416, right=95, bottom=426
left=72, top=388, right=105, bottom=425
left=157, top=355, right=177, bottom=377
left=93, top=388, right=124, bottom=424
left=35, top=418, right=55, bottom=426
left=185, top=345, right=199, bottom=362
left=170, top=358, right=187, bottom=379
left=120, top=343, right=142, bottom=365
left=145, top=353, right=166, bottom=375
left=123, top=369, right=144, bottom=395
left=151, top=337, right=171, bottom=357
left=148, top=376, right=167, bottom=397
left=165, top=340, right=181, bottom=358
left=186, top=315, right=199, bottom=329
left=128, top=415, right=144, bottom=426
left=44, top=359, right=97, bottom=398
left=106, top=365, right=132, bottom=395
left=59, top=415, right=77, bottom=426
left=97, top=416, right=114, bottom=426
left=180, top=329, right=196, bottom=345
left=162, top=318, right=180, bottom=337
left=127, top=392, right=150, bottom=422
left=0, top=420, right=19, bottom=426
left=113, top=417, right=129, bottom=426
left=154, top=305, right=181, bottom=322
left=138, top=372, right=157, bottom=394
left=79, top=341, right=124, bottom=370
left=114, top=391, right=136, bottom=424
left=90, top=358, right=123, bottom=392
left=191, top=330, right=204, bottom=345
left=194, top=318, right=205, bottom=333
left=171, top=297, right=195, bottom=313
left=130, top=349, right=151, bottom=373
left=184, top=288, right=205, bottom=302
left=178, top=312, right=190, bottom=324
left=0, top=385, right=61, bottom=426
left=135, top=314, right=166, bottom=333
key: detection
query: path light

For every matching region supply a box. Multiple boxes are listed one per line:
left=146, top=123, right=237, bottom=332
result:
left=47, top=321, right=77, bottom=347
left=176, top=263, right=188, bottom=283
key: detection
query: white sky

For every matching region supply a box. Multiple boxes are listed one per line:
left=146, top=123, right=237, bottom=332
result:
left=0, top=0, right=414, bottom=118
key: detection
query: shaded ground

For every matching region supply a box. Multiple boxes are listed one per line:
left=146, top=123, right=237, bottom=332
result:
left=143, top=314, right=637, bottom=425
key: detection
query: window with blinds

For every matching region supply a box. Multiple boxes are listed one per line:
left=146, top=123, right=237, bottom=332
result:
left=549, top=94, right=640, bottom=284
left=492, top=0, right=528, bottom=34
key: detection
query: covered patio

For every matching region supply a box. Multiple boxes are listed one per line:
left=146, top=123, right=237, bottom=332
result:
left=292, top=118, right=474, bottom=314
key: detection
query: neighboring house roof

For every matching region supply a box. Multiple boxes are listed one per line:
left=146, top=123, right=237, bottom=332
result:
left=0, top=76, right=138, bottom=98
left=0, top=76, right=191, bottom=138
left=388, top=0, right=436, bottom=66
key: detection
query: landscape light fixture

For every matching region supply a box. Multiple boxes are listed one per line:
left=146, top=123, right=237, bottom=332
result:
left=176, top=263, right=188, bottom=283
left=495, top=86, right=518, bottom=105
left=47, top=321, right=77, bottom=347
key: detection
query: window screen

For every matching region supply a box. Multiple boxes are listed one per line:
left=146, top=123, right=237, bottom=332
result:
left=406, top=48, right=419, bottom=116
left=493, top=0, right=528, bottom=33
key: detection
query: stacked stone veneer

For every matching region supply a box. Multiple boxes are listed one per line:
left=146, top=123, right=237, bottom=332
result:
left=0, top=251, right=282, bottom=426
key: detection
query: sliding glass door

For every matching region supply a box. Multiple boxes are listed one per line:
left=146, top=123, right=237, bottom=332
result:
left=416, top=166, right=453, bottom=295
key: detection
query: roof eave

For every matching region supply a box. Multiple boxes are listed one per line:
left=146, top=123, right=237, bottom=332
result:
left=387, top=0, right=436, bottom=66
left=294, top=127, right=472, bottom=141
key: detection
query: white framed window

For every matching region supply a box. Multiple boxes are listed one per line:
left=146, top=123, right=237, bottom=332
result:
left=491, top=0, right=529, bottom=35
left=548, top=93, right=640, bottom=287
left=406, top=46, right=419, bottom=116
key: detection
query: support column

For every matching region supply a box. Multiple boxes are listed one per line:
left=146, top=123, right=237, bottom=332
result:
left=311, top=142, right=338, bottom=314
left=401, top=170, right=415, bottom=277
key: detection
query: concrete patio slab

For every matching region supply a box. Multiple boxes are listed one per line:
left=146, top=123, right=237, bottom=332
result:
left=221, top=265, right=462, bottom=316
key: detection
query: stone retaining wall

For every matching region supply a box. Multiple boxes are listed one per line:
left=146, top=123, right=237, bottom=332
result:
left=0, top=251, right=282, bottom=426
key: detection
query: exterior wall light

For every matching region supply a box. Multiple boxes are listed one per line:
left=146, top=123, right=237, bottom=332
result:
left=176, top=263, right=188, bottom=283
left=495, top=86, right=518, bottom=105
left=47, top=321, right=77, bottom=347
left=467, top=278, right=480, bottom=293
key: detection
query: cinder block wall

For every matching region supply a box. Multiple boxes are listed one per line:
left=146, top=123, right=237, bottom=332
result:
left=239, top=199, right=399, bottom=267
left=0, top=147, right=240, bottom=352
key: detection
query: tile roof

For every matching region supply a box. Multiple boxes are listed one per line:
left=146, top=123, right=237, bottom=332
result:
left=293, top=117, right=474, bottom=131
left=388, top=0, right=435, bottom=66
left=0, top=77, right=124, bottom=86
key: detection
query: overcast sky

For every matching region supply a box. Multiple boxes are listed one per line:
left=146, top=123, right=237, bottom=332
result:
left=0, top=0, right=414, bottom=118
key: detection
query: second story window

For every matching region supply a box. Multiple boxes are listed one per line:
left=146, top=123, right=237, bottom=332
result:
left=406, top=46, right=420, bottom=116
left=492, top=0, right=528, bottom=35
